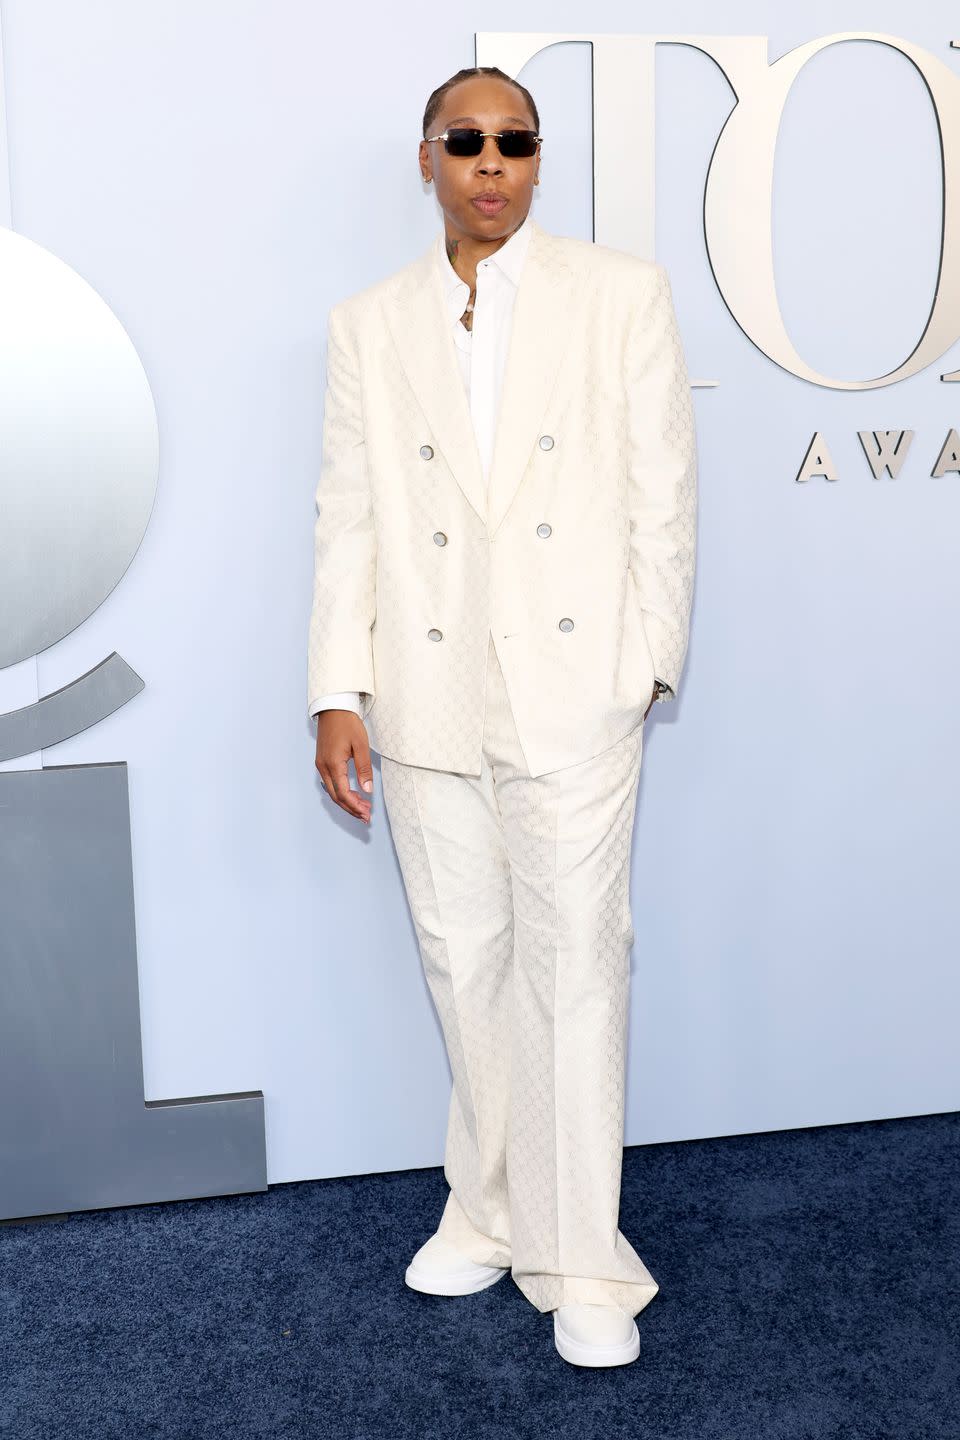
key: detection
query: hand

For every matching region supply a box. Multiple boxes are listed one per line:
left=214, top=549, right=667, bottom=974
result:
left=314, top=710, right=374, bottom=825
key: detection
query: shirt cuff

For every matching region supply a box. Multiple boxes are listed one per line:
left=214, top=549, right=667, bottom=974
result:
left=310, top=691, right=362, bottom=719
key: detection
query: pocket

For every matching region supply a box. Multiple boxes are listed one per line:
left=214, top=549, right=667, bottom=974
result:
left=622, top=570, right=656, bottom=705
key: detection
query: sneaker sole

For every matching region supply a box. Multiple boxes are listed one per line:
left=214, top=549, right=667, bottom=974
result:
left=404, top=1260, right=509, bottom=1297
left=553, top=1313, right=641, bottom=1367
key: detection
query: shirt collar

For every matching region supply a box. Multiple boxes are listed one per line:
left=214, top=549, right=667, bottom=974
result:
left=435, top=211, right=534, bottom=298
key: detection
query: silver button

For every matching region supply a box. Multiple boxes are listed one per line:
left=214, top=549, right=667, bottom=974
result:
left=538, top=434, right=555, bottom=450
left=419, top=444, right=434, bottom=460
left=427, top=627, right=443, bottom=641
left=536, top=522, right=552, bottom=538
left=558, top=617, right=574, bottom=632
left=433, top=531, right=447, bottom=546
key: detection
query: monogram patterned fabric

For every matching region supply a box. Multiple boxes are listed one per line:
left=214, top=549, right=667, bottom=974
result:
left=380, top=633, right=660, bottom=1318
left=306, top=216, right=697, bottom=778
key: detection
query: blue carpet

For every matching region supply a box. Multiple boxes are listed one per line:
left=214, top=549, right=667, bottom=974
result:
left=1, top=1111, right=956, bottom=1439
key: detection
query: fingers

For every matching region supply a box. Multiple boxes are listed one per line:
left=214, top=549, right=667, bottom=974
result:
left=352, top=731, right=375, bottom=798
left=315, top=716, right=373, bottom=825
left=320, top=752, right=371, bottom=823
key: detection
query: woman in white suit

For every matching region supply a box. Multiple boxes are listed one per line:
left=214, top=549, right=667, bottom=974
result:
left=309, top=65, right=697, bottom=1368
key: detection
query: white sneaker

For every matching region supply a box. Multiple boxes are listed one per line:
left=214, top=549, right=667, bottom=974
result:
left=553, top=1303, right=641, bottom=1367
left=404, top=1232, right=510, bottom=1297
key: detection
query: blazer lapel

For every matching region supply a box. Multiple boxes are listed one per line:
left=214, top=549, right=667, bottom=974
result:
left=380, top=216, right=578, bottom=535
left=485, top=219, right=577, bottom=537
left=382, top=237, right=486, bottom=524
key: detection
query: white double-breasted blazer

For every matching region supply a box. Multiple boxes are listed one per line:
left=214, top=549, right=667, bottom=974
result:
left=306, top=214, right=698, bottom=778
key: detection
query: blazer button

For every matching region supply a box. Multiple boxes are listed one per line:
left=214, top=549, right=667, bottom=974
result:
left=427, top=627, right=443, bottom=641
left=558, top=617, right=574, bottom=632
left=419, top=444, right=434, bottom=459
left=538, top=434, right=555, bottom=450
left=433, top=531, right=447, bottom=546
left=536, top=522, right=552, bottom=538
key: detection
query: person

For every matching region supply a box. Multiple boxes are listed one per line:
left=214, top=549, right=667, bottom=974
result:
left=307, top=65, right=697, bottom=1368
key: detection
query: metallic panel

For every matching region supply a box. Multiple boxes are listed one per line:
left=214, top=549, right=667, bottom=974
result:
left=0, top=225, right=159, bottom=669
left=0, top=764, right=267, bottom=1221
left=0, top=653, right=144, bottom=763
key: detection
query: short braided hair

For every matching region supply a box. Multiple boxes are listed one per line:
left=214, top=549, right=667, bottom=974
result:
left=422, top=67, right=540, bottom=140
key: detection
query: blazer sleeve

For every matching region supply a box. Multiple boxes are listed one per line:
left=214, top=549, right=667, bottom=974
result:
left=624, top=262, right=698, bottom=701
left=306, top=301, right=377, bottom=719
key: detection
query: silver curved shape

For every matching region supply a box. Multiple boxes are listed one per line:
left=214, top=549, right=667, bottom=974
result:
left=0, top=225, right=159, bottom=670
left=0, top=653, right=143, bottom=762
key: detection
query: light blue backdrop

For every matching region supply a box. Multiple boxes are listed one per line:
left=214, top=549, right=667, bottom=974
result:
left=2, top=0, right=956, bottom=1183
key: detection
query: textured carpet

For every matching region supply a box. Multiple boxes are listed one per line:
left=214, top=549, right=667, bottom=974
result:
left=1, top=1111, right=956, bottom=1440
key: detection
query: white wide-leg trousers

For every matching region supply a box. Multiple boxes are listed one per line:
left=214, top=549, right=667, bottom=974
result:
left=379, top=630, right=659, bottom=1318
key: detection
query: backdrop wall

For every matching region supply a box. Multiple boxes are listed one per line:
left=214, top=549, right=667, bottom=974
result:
left=1, top=0, right=956, bottom=1185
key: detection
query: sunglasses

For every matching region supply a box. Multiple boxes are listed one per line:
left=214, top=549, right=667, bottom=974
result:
left=425, top=128, right=542, bottom=159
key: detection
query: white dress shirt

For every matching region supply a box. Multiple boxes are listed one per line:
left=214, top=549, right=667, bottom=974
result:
left=310, top=215, right=533, bottom=720
left=310, top=212, right=669, bottom=719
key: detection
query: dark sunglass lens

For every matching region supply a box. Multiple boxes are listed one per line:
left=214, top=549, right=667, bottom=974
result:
left=445, top=129, right=484, bottom=156
left=498, top=130, right=538, bottom=158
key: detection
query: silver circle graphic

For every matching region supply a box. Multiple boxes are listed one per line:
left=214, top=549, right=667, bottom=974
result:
left=0, top=226, right=159, bottom=669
